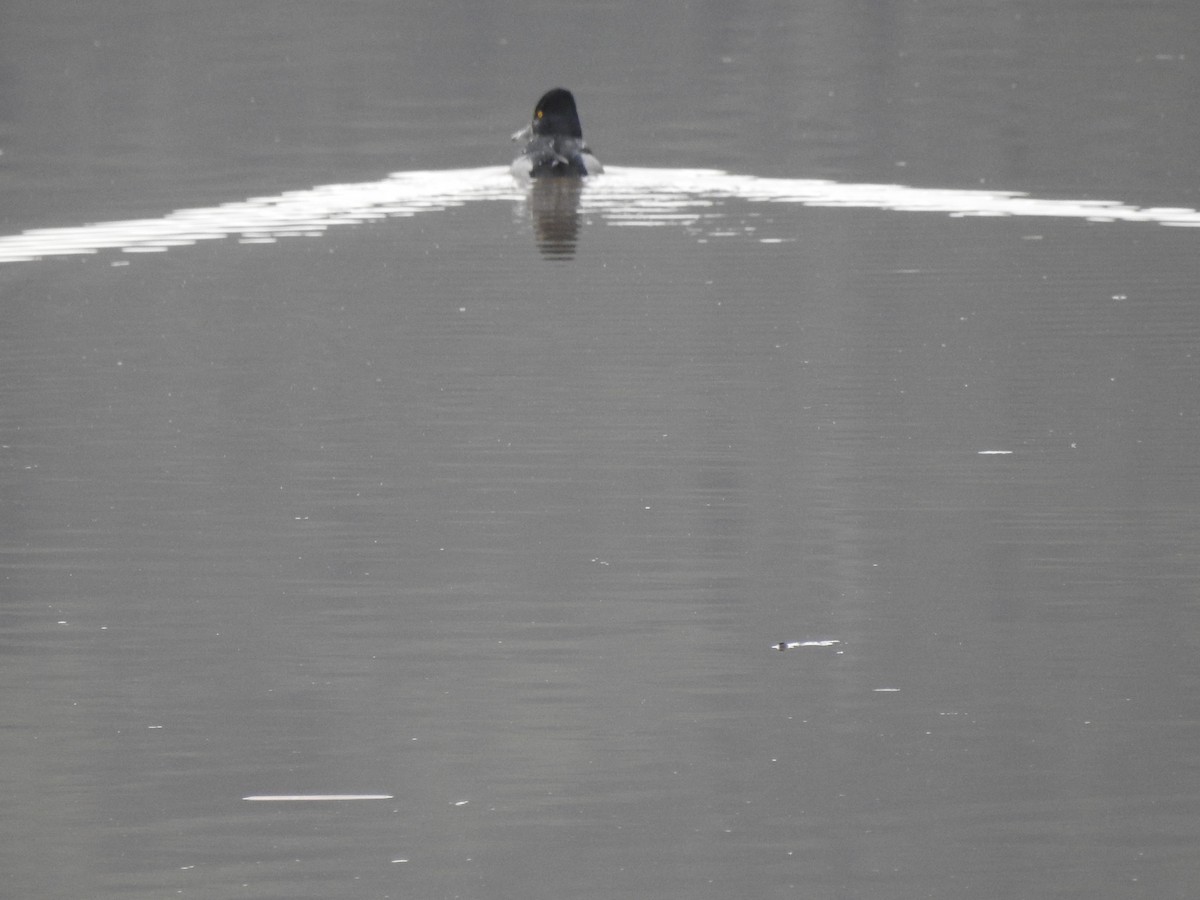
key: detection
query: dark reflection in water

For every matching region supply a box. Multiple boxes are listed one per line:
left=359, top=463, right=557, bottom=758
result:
left=527, top=178, right=585, bottom=259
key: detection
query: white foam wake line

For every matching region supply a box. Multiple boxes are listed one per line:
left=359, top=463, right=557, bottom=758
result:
left=2, top=165, right=1197, bottom=264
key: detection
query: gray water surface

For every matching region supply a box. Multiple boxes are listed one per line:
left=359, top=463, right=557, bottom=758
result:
left=3, top=3, right=1200, bottom=900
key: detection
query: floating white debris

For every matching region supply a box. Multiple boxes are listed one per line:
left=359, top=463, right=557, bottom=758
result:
left=773, top=640, right=841, bottom=651
left=242, top=794, right=394, bottom=801
left=977, top=449, right=1014, bottom=455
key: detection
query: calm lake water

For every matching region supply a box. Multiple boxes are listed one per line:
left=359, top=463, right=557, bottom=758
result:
left=3, top=2, right=1200, bottom=899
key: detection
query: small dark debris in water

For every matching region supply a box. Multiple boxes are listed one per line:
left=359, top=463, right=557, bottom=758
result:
left=773, top=640, right=841, bottom=651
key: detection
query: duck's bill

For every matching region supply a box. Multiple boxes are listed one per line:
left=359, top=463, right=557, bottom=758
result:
left=510, top=124, right=532, bottom=142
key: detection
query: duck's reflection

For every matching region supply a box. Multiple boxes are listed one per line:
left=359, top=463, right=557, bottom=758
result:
left=527, top=178, right=585, bottom=260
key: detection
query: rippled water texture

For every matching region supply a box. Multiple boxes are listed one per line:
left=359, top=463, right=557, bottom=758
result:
left=5, top=166, right=1200, bottom=264
left=3, top=3, right=1200, bottom=900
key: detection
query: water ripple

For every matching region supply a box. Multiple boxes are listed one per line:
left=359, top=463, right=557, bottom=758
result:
left=3, top=165, right=1199, bottom=264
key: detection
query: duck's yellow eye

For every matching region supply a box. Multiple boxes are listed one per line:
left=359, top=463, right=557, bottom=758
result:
left=536, top=110, right=543, bottom=119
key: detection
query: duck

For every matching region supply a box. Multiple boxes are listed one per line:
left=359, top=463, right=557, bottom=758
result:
left=511, top=88, right=603, bottom=179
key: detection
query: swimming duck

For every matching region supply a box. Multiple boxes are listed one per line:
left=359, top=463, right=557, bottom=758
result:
left=511, top=88, right=603, bottom=179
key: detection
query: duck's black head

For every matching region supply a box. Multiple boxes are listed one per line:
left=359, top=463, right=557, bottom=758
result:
left=531, top=88, right=584, bottom=139
left=511, top=88, right=601, bottom=179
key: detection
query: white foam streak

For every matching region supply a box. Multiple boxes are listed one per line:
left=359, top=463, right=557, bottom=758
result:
left=2, top=165, right=1198, bottom=264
